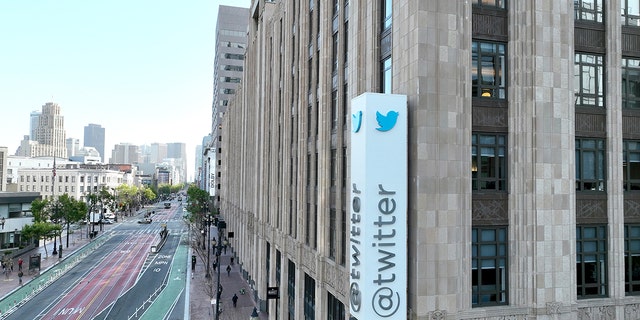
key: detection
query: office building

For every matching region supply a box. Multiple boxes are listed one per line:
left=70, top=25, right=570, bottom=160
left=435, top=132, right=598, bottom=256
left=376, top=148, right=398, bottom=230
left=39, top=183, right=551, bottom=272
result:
left=217, top=0, right=640, bottom=319
left=16, top=102, right=68, bottom=159
left=66, top=138, right=79, bottom=158
left=209, top=5, right=249, bottom=207
left=84, top=123, right=106, bottom=163
left=29, top=110, right=40, bottom=140
left=109, top=143, right=140, bottom=165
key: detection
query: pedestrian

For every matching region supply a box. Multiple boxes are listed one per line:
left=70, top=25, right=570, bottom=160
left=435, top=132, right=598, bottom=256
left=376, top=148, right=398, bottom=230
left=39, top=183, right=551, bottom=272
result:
left=212, top=261, right=217, bottom=271
left=9, top=260, right=13, bottom=272
left=226, top=265, right=231, bottom=276
left=232, top=293, right=238, bottom=307
left=17, top=271, right=22, bottom=285
left=17, top=258, right=22, bottom=271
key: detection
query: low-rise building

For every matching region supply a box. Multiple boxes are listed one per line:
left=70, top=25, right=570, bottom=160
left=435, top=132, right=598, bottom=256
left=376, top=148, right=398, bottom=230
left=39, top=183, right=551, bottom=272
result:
left=0, top=192, right=40, bottom=253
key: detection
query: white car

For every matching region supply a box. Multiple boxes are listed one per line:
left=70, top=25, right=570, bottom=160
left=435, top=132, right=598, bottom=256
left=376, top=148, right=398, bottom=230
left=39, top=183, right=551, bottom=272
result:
left=100, top=219, right=114, bottom=224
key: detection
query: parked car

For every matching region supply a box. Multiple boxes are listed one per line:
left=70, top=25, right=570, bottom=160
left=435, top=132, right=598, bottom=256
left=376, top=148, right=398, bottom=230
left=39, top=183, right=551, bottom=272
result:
left=100, top=219, right=114, bottom=224
left=138, top=218, right=152, bottom=224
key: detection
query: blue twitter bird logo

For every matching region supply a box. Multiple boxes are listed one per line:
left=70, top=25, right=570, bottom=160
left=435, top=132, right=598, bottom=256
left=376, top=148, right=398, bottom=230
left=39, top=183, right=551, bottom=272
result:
left=375, top=110, right=399, bottom=132
left=352, top=111, right=363, bottom=133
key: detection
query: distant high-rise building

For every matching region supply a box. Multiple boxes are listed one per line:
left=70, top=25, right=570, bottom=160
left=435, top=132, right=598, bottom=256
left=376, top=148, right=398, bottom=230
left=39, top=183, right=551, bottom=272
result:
left=149, top=143, right=167, bottom=163
left=17, top=102, right=67, bottom=158
left=210, top=5, right=249, bottom=205
left=83, top=124, right=105, bottom=163
left=110, top=143, right=140, bottom=165
left=167, top=142, right=187, bottom=184
left=29, top=110, right=40, bottom=140
left=211, top=5, right=249, bottom=136
left=66, top=138, right=80, bottom=158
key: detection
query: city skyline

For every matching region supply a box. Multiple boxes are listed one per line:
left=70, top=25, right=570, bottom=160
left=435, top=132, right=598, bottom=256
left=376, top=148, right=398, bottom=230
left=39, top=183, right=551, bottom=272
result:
left=0, top=0, right=251, bottom=180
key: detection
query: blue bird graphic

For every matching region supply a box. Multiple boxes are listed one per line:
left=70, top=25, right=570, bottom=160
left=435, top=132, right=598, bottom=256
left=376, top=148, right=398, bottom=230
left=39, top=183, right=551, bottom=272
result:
left=352, top=110, right=363, bottom=133
left=375, top=110, right=399, bottom=132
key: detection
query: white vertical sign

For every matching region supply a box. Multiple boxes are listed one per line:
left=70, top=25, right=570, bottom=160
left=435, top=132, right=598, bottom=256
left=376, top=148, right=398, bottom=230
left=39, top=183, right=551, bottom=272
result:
left=349, top=93, right=407, bottom=319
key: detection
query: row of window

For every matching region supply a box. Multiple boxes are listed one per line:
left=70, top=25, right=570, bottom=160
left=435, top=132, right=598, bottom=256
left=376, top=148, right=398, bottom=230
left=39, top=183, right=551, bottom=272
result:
left=473, top=40, right=640, bottom=109
left=473, top=134, right=640, bottom=192
left=19, top=185, right=99, bottom=194
left=20, top=174, right=105, bottom=184
left=473, top=0, right=640, bottom=28
left=473, top=224, right=640, bottom=307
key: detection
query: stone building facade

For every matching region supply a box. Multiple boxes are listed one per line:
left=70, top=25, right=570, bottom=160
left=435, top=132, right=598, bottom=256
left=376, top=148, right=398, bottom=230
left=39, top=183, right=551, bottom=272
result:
left=218, top=0, right=640, bottom=319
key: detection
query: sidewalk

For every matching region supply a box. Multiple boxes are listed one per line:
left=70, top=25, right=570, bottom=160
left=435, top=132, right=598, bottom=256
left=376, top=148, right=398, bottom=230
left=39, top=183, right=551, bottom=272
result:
left=189, top=231, right=267, bottom=320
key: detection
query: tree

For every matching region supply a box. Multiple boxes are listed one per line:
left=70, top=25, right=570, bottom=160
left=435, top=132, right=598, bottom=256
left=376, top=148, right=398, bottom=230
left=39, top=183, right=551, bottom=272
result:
left=30, top=198, right=50, bottom=223
left=55, top=194, right=87, bottom=248
left=21, top=222, right=61, bottom=257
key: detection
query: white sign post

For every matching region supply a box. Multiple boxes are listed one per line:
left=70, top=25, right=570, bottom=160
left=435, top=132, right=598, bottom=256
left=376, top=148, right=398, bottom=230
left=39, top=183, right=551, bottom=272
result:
left=349, top=93, right=407, bottom=319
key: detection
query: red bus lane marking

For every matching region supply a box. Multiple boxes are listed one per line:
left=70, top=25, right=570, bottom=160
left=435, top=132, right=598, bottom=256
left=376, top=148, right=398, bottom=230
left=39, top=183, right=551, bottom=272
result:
left=75, top=235, right=154, bottom=319
left=43, top=234, right=156, bottom=320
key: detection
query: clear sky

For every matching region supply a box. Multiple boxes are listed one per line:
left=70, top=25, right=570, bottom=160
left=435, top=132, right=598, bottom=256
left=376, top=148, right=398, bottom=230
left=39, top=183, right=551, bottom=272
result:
left=0, top=0, right=251, bottom=181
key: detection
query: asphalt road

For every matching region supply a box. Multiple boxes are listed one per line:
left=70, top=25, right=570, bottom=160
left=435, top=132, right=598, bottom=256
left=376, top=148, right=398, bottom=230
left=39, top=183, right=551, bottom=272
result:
left=4, top=203, right=187, bottom=320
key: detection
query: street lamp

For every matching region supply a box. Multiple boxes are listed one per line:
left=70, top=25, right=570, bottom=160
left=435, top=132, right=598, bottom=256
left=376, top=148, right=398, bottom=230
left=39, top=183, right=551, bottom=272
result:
left=212, top=220, right=228, bottom=320
left=250, top=307, right=259, bottom=320
left=204, top=215, right=213, bottom=278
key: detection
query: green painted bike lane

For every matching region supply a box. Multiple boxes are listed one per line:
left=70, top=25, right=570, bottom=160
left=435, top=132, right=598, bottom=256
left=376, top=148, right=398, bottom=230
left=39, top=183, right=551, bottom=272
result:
left=139, top=238, right=188, bottom=320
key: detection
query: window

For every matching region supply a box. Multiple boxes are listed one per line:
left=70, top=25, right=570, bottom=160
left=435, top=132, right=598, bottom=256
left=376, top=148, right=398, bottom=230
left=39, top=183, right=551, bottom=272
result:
left=223, top=65, right=243, bottom=72
left=577, top=225, right=607, bottom=298
left=304, top=274, right=315, bottom=319
left=224, top=53, right=244, bottom=60
left=472, top=41, right=506, bottom=99
left=223, top=88, right=236, bottom=95
left=576, top=138, right=606, bottom=191
left=623, top=58, right=640, bottom=109
left=382, top=0, right=392, bottom=30
left=575, top=0, right=603, bottom=22
left=625, top=225, right=640, bottom=295
left=623, top=0, right=640, bottom=26
left=287, top=260, right=296, bottom=319
left=306, top=203, right=311, bottom=245
left=472, top=133, right=507, bottom=191
left=329, top=208, right=336, bottom=260
left=472, top=227, right=508, bottom=306
left=472, top=0, right=506, bottom=9
left=381, top=57, right=392, bottom=94
left=327, top=292, right=345, bottom=320
left=624, top=140, right=640, bottom=191
left=575, top=53, right=605, bottom=107
left=331, top=91, right=338, bottom=130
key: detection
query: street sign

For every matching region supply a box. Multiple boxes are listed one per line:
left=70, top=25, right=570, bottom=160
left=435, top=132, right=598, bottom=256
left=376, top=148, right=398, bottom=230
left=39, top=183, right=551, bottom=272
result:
left=267, top=286, right=279, bottom=300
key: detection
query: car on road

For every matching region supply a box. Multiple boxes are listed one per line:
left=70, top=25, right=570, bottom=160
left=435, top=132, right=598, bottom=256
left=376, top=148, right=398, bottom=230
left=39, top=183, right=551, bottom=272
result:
left=137, top=218, right=152, bottom=224
left=100, top=219, right=114, bottom=224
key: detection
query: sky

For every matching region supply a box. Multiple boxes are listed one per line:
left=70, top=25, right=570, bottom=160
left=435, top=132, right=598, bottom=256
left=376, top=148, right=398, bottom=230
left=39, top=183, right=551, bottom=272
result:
left=0, top=0, right=251, bottom=181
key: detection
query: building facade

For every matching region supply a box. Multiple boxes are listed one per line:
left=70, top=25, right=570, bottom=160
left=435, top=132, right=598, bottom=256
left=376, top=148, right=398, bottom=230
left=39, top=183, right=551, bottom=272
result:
left=16, top=162, right=124, bottom=201
left=66, top=137, right=79, bottom=158
left=83, top=123, right=106, bottom=163
left=209, top=5, right=250, bottom=207
left=109, top=143, right=140, bottom=165
left=16, top=102, right=68, bottom=159
left=0, top=192, right=41, bottom=254
left=219, top=0, right=640, bottom=319
left=0, top=147, right=7, bottom=192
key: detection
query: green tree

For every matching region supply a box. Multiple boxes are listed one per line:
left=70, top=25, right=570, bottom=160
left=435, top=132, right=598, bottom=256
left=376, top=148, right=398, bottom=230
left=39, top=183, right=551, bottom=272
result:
left=30, top=198, right=50, bottom=223
left=185, top=184, right=210, bottom=225
left=56, top=194, right=87, bottom=248
left=22, top=221, right=61, bottom=257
